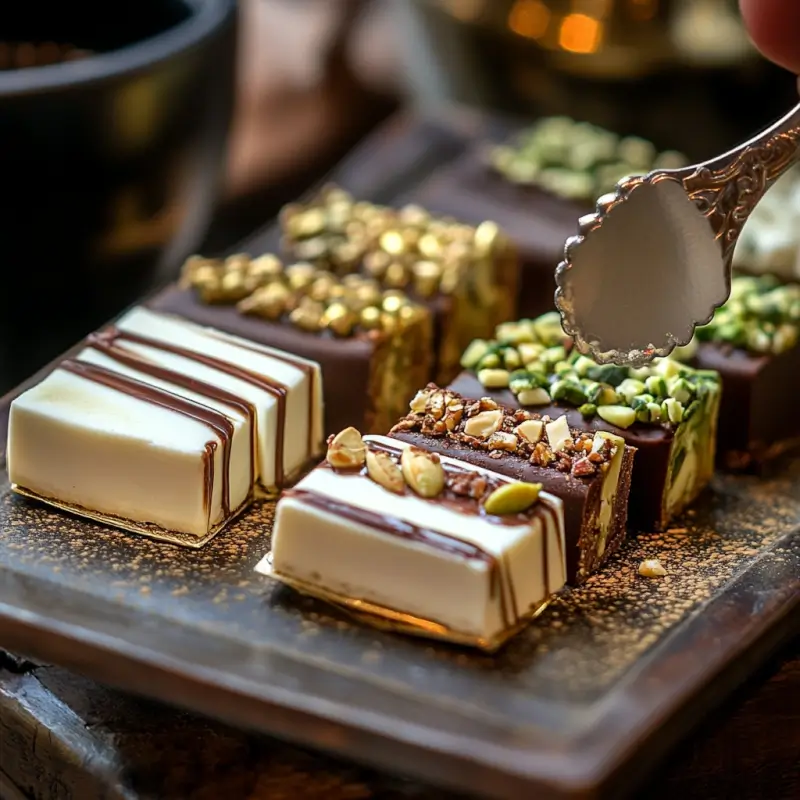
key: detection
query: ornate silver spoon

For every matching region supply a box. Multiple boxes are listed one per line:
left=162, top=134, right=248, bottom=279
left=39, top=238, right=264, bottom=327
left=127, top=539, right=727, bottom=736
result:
left=554, top=103, right=800, bottom=367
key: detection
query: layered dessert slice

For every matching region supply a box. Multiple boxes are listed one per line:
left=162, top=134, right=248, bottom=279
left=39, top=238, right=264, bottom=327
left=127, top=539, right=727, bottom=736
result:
left=258, top=430, right=566, bottom=651
left=413, top=117, right=686, bottom=318
left=7, top=308, right=325, bottom=545
left=673, top=274, right=800, bottom=469
left=390, top=386, right=635, bottom=584
left=152, top=255, right=432, bottom=435
left=452, top=313, right=721, bottom=531
left=277, top=185, right=519, bottom=384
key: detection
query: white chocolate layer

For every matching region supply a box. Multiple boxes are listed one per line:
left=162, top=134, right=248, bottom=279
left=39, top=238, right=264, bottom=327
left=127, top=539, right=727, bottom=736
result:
left=7, top=367, right=243, bottom=537
left=264, top=436, right=566, bottom=641
left=115, top=307, right=324, bottom=487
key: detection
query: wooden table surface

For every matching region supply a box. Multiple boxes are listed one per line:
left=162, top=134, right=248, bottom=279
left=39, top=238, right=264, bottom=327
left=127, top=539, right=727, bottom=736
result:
left=0, top=640, right=797, bottom=800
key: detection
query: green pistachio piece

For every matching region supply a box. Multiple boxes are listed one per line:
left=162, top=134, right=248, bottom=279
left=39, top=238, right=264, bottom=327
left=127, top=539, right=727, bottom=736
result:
left=503, top=348, right=522, bottom=370
left=617, top=378, right=646, bottom=404
left=646, top=402, right=662, bottom=422
left=517, top=387, right=551, bottom=406
left=478, top=368, right=511, bottom=389
left=461, top=339, right=489, bottom=370
left=597, top=405, right=636, bottom=429
left=551, top=379, right=588, bottom=406
left=554, top=360, right=574, bottom=377
left=541, top=345, right=567, bottom=367
left=628, top=366, right=652, bottom=381
left=586, top=364, right=628, bottom=387
left=587, top=383, right=618, bottom=406
left=654, top=358, right=682, bottom=379
left=661, top=397, right=684, bottom=424
left=533, top=312, right=565, bottom=347
left=476, top=352, right=500, bottom=370
left=496, top=321, right=536, bottom=345
left=509, top=369, right=545, bottom=394
left=483, top=481, right=542, bottom=516
left=645, top=375, right=668, bottom=397
left=667, top=377, right=695, bottom=405
left=578, top=402, right=597, bottom=418
left=518, top=342, right=545, bottom=365
left=631, top=393, right=655, bottom=410
left=670, top=339, right=699, bottom=362
left=573, top=355, right=596, bottom=377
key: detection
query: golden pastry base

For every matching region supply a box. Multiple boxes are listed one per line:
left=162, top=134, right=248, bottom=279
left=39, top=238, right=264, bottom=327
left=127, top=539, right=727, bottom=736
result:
left=259, top=556, right=552, bottom=654
left=11, top=484, right=251, bottom=549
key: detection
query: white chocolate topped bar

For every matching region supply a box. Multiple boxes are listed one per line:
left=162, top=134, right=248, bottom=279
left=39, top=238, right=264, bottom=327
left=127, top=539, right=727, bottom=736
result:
left=7, top=308, right=324, bottom=543
left=115, top=307, right=324, bottom=489
left=260, top=434, right=566, bottom=646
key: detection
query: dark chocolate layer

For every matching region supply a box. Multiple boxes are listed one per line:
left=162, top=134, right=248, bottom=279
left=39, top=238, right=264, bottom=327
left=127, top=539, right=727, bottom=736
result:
left=448, top=371, right=674, bottom=532
left=149, top=286, right=375, bottom=436
left=413, top=148, right=584, bottom=318
left=693, top=342, right=800, bottom=470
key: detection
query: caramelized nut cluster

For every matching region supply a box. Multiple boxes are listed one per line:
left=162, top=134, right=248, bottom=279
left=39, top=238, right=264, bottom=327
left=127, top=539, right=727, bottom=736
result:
left=181, top=253, right=428, bottom=338
left=279, top=184, right=507, bottom=299
left=391, top=385, right=615, bottom=479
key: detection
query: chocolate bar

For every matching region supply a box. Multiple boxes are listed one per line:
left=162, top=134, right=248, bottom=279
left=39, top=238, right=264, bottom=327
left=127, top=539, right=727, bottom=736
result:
left=452, top=313, right=721, bottom=532
left=675, top=275, right=800, bottom=469
left=7, top=307, right=324, bottom=546
left=413, top=118, right=686, bottom=318
left=390, top=386, right=635, bottom=585
left=150, top=255, right=433, bottom=436
left=277, top=185, right=519, bottom=384
left=258, top=429, right=566, bottom=651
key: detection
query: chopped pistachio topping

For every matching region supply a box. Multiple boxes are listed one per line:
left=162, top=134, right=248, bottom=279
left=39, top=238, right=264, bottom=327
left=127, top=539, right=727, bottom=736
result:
left=489, top=116, right=688, bottom=202
left=688, top=274, right=800, bottom=356
left=277, top=185, right=511, bottom=301
left=483, top=481, right=541, bottom=516
left=180, top=253, right=430, bottom=339
left=464, top=312, right=722, bottom=429
left=391, top=385, right=619, bottom=480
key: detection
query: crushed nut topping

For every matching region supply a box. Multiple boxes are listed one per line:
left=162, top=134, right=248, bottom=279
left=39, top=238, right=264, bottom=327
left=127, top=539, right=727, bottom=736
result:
left=180, top=253, right=429, bottom=339
left=390, top=384, right=616, bottom=478
left=638, top=558, right=667, bottom=578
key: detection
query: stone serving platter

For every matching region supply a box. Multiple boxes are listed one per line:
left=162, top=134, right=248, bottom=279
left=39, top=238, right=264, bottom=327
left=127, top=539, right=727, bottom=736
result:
left=0, top=110, right=797, bottom=800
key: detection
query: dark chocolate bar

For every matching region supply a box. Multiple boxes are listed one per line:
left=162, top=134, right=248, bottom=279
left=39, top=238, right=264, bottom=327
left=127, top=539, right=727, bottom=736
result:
left=453, top=313, right=721, bottom=532
left=390, top=385, right=635, bottom=584
left=675, top=275, right=800, bottom=469
left=277, top=186, right=519, bottom=384
left=150, top=255, right=432, bottom=436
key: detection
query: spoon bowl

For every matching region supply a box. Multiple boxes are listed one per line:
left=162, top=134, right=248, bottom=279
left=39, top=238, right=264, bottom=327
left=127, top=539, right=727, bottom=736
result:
left=556, top=102, right=800, bottom=366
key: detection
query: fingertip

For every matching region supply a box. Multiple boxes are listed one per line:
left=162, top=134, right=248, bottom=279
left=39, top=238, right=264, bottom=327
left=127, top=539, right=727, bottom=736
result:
left=740, top=0, right=800, bottom=73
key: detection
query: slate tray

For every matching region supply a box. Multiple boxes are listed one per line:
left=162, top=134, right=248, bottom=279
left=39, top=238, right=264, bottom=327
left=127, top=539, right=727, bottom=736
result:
left=0, top=111, right=797, bottom=800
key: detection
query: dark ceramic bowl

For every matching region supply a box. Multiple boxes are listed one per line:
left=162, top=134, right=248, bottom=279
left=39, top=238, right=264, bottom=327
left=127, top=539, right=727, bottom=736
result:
left=0, top=0, right=238, bottom=390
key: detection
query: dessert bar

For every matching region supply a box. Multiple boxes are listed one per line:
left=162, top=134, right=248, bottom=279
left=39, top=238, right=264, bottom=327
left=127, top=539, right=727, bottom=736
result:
left=7, top=307, right=324, bottom=545
left=152, top=255, right=432, bottom=436
left=277, top=185, right=519, bottom=383
left=390, top=385, right=635, bottom=584
left=413, top=118, right=686, bottom=318
left=259, top=429, right=566, bottom=651
left=451, top=313, right=721, bottom=531
left=675, top=274, right=800, bottom=469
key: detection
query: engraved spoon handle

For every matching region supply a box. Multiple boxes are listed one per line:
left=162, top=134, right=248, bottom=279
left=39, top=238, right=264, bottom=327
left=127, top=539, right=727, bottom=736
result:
left=673, top=101, right=800, bottom=264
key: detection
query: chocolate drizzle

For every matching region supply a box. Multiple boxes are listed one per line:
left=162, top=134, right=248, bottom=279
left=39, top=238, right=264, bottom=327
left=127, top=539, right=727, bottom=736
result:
left=86, top=333, right=258, bottom=490
left=215, top=336, right=320, bottom=456
left=306, top=438, right=565, bottom=627
left=101, top=327, right=289, bottom=488
left=60, top=359, right=235, bottom=525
